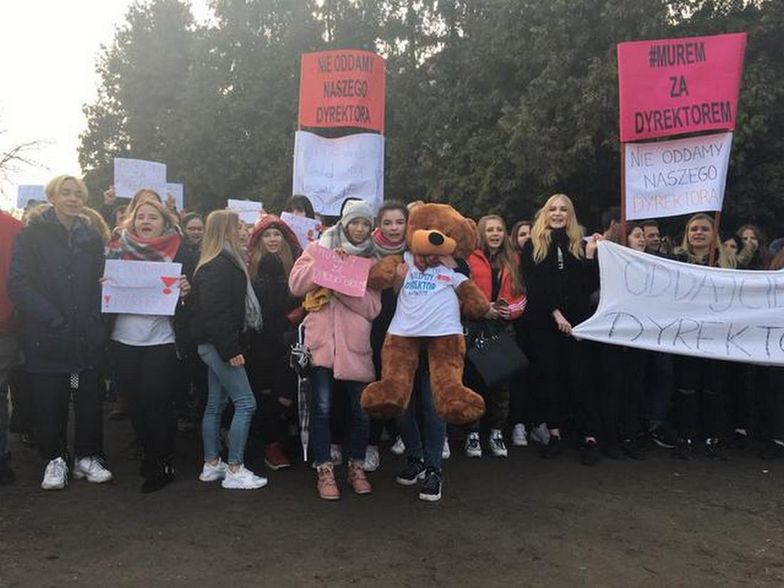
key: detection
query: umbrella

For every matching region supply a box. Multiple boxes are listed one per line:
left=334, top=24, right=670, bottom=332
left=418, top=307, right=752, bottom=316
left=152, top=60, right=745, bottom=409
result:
left=289, top=322, right=311, bottom=462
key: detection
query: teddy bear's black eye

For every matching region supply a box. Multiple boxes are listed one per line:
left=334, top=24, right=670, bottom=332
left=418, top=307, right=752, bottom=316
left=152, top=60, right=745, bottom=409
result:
left=428, top=232, right=445, bottom=246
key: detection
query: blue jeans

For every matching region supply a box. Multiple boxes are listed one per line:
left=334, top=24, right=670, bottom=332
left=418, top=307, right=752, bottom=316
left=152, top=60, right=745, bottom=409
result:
left=311, top=367, right=368, bottom=465
left=396, top=366, right=445, bottom=471
left=198, top=344, right=257, bottom=465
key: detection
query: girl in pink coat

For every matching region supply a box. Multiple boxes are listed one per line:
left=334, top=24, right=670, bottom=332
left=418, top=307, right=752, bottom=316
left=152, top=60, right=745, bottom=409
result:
left=289, top=200, right=381, bottom=500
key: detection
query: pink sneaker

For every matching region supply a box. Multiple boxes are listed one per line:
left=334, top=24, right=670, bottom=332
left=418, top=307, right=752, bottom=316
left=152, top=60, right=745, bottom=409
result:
left=347, top=461, right=372, bottom=495
left=317, top=463, right=340, bottom=501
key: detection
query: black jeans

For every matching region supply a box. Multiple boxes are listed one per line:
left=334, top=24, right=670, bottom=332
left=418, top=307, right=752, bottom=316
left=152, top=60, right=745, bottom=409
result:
left=673, top=356, right=727, bottom=439
left=113, top=342, right=177, bottom=465
left=600, top=344, right=646, bottom=443
left=29, top=368, right=102, bottom=461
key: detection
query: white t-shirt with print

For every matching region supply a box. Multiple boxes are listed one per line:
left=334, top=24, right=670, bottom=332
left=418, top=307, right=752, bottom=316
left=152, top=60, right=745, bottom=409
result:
left=388, top=251, right=468, bottom=337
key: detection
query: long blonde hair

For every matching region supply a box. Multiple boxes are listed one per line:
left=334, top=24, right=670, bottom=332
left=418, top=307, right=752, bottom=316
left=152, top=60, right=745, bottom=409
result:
left=530, top=194, right=584, bottom=263
left=677, top=213, right=734, bottom=268
left=477, top=215, right=524, bottom=296
left=195, top=210, right=242, bottom=274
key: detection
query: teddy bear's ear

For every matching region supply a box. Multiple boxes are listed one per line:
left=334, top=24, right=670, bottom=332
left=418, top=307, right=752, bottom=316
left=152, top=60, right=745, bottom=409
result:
left=453, top=216, right=479, bottom=258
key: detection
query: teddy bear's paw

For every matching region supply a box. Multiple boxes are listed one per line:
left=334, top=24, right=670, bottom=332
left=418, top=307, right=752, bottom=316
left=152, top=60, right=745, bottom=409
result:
left=361, top=385, right=408, bottom=419
left=436, top=392, right=486, bottom=425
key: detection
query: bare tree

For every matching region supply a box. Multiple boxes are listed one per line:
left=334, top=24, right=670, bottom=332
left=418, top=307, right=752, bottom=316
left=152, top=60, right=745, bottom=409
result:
left=0, top=129, right=46, bottom=195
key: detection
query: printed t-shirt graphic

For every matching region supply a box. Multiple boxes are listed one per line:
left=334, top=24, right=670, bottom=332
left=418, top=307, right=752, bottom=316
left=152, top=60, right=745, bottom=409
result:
left=388, top=251, right=468, bottom=337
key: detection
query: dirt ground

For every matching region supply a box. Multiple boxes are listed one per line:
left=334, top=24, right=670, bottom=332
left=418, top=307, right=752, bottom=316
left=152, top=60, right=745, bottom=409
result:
left=1, top=415, right=783, bottom=588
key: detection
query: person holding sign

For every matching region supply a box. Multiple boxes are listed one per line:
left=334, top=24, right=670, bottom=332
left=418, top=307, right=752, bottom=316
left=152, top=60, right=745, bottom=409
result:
left=246, top=215, right=303, bottom=471
left=671, top=213, right=753, bottom=459
left=465, top=215, right=527, bottom=458
left=105, top=195, right=192, bottom=493
left=191, top=211, right=267, bottom=490
left=519, top=194, right=602, bottom=466
left=289, top=200, right=381, bottom=500
left=8, top=175, right=112, bottom=490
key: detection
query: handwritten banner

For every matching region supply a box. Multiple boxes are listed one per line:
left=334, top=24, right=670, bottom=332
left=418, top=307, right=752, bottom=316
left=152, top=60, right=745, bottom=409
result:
left=280, top=211, right=322, bottom=250
left=618, top=32, right=746, bottom=142
left=573, top=241, right=784, bottom=366
left=292, top=130, right=384, bottom=215
left=113, top=158, right=167, bottom=199
left=625, top=132, right=732, bottom=220
left=299, top=49, right=385, bottom=133
left=16, top=185, right=45, bottom=209
left=311, top=245, right=372, bottom=298
left=102, top=259, right=182, bottom=316
left=227, top=198, right=263, bottom=225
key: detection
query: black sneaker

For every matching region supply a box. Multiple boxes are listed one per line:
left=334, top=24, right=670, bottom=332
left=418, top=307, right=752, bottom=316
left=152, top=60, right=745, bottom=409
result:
left=649, top=423, right=678, bottom=449
left=540, top=435, right=563, bottom=459
left=418, top=468, right=442, bottom=502
left=580, top=439, right=601, bottom=466
left=759, top=441, right=784, bottom=460
left=674, top=437, right=694, bottom=460
left=396, top=459, right=426, bottom=486
left=621, top=437, right=647, bottom=461
left=732, top=430, right=749, bottom=449
left=603, top=443, right=626, bottom=460
left=704, top=438, right=728, bottom=461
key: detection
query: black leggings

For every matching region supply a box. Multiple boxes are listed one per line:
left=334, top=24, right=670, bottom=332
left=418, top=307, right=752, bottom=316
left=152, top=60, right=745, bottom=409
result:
left=113, top=342, right=177, bottom=465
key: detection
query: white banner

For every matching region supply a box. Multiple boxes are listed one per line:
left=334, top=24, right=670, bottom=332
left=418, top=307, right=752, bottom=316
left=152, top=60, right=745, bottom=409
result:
left=226, top=198, right=263, bottom=225
left=16, top=185, right=45, bottom=209
left=573, top=241, right=784, bottom=366
left=113, top=158, right=167, bottom=199
left=280, top=211, right=321, bottom=250
left=625, top=132, right=732, bottom=220
left=292, top=130, right=384, bottom=215
left=102, top=260, right=182, bottom=316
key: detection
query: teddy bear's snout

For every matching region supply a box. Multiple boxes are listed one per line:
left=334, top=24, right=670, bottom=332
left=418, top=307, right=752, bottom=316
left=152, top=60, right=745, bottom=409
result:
left=428, top=232, right=445, bottom=246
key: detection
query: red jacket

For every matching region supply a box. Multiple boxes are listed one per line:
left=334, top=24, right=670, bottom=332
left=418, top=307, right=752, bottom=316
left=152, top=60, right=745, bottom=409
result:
left=0, top=212, right=23, bottom=334
left=467, top=249, right=526, bottom=320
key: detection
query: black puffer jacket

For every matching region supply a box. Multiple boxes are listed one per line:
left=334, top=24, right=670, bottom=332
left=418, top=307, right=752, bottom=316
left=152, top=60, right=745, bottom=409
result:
left=190, top=250, right=247, bottom=361
left=8, top=206, right=106, bottom=373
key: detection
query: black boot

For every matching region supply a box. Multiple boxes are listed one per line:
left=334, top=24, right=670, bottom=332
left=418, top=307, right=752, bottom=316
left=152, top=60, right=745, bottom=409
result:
left=141, top=461, right=174, bottom=493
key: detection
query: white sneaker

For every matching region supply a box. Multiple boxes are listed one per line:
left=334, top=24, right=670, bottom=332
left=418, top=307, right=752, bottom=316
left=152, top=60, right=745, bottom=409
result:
left=330, top=444, right=343, bottom=465
left=199, top=459, right=229, bottom=482
left=221, top=465, right=268, bottom=490
left=512, top=423, right=529, bottom=447
left=465, top=432, right=482, bottom=458
left=41, top=457, right=68, bottom=490
left=390, top=436, right=405, bottom=455
left=442, top=438, right=451, bottom=460
left=489, top=430, right=508, bottom=457
left=529, top=423, right=551, bottom=446
left=363, top=445, right=380, bottom=472
left=73, top=456, right=113, bottom=483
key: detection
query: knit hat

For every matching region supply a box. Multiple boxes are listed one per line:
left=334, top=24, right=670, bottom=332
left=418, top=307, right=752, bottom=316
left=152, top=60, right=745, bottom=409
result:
left=341, top=199, right=374, bottom=227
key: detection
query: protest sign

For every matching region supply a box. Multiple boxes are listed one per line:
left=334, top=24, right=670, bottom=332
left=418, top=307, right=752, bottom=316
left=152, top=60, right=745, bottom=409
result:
left=280, top=211, right=322, bottom=250
left=165, top=183, right=184, bottom=210
left=311, top=245, right=372, bottom=297
left=227, top=198, right=263, bottom=225
left=113, top=158, right=167, bottom=199
left=292, top=130, right=384, bottom=215
left=573, top=241, right=784, bottom=366
left=617, top=32, right=746, bottom=142
left=625, top=132, right=732, bottom=220
left=299, top=49, right=385, bottom=133
left=16, top=185, right=45, bottom=209
left=102, top=259, right=182, bottom=316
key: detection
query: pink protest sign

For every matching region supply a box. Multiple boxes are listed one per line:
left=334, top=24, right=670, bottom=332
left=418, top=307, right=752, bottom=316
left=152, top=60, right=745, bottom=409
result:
left=618, top=32, right=746, bottom=142
left=312, top=245, right=372, bottom=297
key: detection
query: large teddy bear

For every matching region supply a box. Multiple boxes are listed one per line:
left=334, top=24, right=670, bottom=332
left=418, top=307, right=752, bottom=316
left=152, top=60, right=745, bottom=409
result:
left=360, top=203, right=491, bottom=425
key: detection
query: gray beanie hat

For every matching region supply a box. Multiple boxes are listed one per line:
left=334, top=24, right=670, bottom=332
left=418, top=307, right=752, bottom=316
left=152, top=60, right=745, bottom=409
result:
left=341, top=199, right=374, bottom=226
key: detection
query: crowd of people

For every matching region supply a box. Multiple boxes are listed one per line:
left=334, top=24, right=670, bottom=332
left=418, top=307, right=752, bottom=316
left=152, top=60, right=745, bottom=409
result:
left=1, top=174, right=783, bottom=503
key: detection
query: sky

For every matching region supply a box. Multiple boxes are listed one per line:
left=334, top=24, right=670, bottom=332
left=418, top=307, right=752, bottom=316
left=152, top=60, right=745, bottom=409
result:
left=0, top=1, right=211, bottom=210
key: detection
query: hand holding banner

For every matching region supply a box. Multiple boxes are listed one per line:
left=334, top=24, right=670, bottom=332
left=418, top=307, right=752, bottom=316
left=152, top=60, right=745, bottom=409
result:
left=311, top=245, right=372, bottom=297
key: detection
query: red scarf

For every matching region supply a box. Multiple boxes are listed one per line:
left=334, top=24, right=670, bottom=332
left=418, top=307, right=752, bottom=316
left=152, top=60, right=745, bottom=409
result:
left=106, top=228, right=181, bottom=262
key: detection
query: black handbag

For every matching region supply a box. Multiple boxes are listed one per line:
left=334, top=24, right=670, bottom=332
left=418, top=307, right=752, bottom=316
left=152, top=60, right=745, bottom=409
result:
left=464, top=320, right=529, bottom=389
